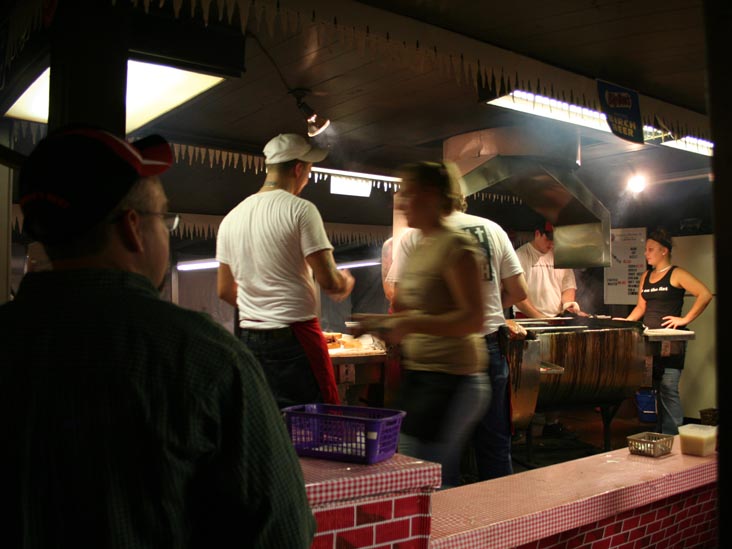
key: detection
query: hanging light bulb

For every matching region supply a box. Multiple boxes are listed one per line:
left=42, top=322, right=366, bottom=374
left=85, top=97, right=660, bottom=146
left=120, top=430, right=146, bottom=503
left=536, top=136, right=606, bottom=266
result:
left=297, top=99, right=330, bottom=137
left=627, top=174, right=647, bottom=193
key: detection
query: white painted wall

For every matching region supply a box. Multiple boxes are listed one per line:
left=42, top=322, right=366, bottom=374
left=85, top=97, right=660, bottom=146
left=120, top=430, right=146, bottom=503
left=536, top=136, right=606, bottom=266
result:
left=673, top=234, right=717, bottom=419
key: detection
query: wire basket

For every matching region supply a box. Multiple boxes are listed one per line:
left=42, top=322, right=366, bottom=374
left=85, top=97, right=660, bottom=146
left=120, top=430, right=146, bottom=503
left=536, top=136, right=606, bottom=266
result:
left=627, top=432, right=674, bottom=457
left=699, top=408, right=719, bottom=426
left=282, top=404, right=406, bottom=464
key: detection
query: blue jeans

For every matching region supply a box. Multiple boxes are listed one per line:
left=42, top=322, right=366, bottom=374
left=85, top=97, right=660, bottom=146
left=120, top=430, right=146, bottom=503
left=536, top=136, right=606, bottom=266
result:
left=399, top=372, right=490, bottom=489
left=472, top=336, right=513, bottom=480
left=655, top=368, right=683, bottom=435
left=239, top=327, right=322, bottom=409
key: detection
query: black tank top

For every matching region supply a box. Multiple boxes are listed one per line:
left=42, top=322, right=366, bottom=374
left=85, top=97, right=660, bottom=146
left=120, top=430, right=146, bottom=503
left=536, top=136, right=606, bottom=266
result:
left=641, top=266, right=685, bottom=328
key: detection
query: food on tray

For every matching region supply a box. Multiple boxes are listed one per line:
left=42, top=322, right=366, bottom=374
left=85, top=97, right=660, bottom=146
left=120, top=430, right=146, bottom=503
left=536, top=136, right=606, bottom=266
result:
left=324, top=332, right=363, bottom=349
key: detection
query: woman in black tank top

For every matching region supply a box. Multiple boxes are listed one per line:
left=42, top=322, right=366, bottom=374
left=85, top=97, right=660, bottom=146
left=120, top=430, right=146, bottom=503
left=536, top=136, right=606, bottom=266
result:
left=623, top=229, right=712, bottom=435
left=640, top=266, right=686, bottom=329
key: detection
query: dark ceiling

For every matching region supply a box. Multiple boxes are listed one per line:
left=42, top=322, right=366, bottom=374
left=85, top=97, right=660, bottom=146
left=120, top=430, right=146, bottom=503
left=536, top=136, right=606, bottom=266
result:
left=356, top=0, right=708, bottom=114
left=1, top=0, right=713, bottom=237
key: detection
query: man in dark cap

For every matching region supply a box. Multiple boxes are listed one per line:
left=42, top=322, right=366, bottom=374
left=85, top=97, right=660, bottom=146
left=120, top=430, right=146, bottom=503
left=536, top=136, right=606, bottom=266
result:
left=513, top=220, right=581, bottom=318
left=0, top=127, right=315, bottom=548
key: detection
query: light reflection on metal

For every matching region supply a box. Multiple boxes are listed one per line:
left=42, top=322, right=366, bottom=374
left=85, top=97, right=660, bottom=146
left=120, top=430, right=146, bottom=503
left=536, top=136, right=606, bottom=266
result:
left=176, top=259, right=220, bottom=271
left=336, top=259, right=381, bottom=269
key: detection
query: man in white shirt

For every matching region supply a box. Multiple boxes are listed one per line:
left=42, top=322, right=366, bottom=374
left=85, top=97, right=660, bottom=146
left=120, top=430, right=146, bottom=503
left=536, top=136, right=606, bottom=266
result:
left=513, top=221, right=580, bottom=318
left=216, top=133, right=354, bottom=408
left=513, top=220, right=582, bottom=437
left=388, top=189, right=528, bottom=480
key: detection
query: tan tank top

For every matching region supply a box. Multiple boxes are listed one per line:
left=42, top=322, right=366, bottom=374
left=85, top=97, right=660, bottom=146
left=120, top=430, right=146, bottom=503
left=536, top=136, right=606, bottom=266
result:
left=398, top=228, right=487, bottom=375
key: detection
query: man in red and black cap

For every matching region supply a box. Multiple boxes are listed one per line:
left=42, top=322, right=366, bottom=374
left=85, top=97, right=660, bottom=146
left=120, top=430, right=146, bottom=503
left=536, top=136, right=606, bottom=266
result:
left=513, top=219, right=581, bottom=318
left=513, top=219, right=581, bottom=437
left=0, top=127, right=315, bottom=548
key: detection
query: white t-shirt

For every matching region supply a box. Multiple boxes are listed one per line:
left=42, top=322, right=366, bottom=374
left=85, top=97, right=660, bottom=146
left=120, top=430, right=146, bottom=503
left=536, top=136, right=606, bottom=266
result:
left=387, top=211, right=523, bottom=334
left=513, top=242, right=576, bottom=317
left=216, top=190, right=333, bottom=329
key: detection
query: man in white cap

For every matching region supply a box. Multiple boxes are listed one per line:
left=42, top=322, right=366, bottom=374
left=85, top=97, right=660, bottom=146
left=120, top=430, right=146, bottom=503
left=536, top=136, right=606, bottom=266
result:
left=217, top=133, right=354, bottom=408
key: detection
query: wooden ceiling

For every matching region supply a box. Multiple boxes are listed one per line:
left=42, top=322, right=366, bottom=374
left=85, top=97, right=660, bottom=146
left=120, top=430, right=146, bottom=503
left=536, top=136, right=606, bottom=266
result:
left=2, top=0, right=713, bottom=235
left=356, top=0, right=708, bottom=113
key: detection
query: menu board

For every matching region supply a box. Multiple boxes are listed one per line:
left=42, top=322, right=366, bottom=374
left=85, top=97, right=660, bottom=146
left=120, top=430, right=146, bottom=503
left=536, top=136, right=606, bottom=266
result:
left=604, top=228, right=646, bottom=305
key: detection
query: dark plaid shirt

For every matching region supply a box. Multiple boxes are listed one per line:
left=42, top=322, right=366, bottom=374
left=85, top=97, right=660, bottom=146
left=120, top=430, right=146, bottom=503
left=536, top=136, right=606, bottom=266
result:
left=0, top=269, right=315, bottom=549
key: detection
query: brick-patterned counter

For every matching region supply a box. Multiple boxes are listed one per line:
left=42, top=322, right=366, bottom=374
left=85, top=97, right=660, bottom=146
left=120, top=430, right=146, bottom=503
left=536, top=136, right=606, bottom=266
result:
left=301, top=453, right=442, bottom=549
left=430, top=436, right=717, bottom=548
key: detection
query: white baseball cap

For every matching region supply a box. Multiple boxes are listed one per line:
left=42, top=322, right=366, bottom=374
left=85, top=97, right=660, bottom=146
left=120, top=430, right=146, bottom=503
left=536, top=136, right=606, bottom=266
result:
left=263, top=133, right=329, bottom=164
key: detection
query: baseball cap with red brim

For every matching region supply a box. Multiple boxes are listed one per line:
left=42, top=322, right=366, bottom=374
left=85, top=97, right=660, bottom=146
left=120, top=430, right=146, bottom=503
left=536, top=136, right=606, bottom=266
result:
left=19, top=127, right=173, bottom=244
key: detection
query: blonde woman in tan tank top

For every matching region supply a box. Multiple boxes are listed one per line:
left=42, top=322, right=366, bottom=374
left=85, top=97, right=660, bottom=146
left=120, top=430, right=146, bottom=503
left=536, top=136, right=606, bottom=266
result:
left=354, top=162, right=490, bottom=488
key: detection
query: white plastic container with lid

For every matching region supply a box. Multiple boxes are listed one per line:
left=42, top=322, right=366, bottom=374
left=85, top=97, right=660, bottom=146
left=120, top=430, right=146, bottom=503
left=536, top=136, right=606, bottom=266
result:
left=678, top=424, right=718, bottom=456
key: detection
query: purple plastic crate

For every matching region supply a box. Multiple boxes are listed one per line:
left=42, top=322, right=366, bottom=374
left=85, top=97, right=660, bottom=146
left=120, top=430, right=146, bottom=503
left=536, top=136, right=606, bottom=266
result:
left=282, top=404, right=406, bottom=464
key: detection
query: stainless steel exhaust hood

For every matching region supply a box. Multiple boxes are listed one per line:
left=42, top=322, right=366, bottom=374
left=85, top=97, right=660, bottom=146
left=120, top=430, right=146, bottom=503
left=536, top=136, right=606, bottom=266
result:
left=444, top=125, right=611, bottom=268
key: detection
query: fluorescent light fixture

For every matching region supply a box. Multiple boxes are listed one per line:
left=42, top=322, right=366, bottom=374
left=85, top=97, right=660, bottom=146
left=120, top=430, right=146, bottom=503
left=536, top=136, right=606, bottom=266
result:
left=660, top=136, right=714, bottom=157
left=4, top=60, right=223, bottom=133
left=126, top=61, right=223, bottom=132
left=176, top=257, right=380, bottom=272
left=488, top=90, right=714, bottom=157
left=488, top=90, right=611, bottom=133
left=5, top=68, right=50, bottom=124
left=330, top=175, right=373, bottom=197
left=313, top=167, right=401, bottom=183
left=336, top=259, right=381, bottom=269
left=177, top=259, right=220, bottom=272
left=312, top=167, right=401, bottom=197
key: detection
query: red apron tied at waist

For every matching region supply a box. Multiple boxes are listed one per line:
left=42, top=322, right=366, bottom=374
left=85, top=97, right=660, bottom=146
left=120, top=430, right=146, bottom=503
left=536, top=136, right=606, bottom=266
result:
left=290, top=318, right=341, bottom=405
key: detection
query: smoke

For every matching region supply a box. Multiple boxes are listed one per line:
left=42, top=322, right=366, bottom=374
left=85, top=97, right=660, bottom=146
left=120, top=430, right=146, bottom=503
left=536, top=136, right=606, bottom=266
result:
left=575, top=267, right=609, bottom=315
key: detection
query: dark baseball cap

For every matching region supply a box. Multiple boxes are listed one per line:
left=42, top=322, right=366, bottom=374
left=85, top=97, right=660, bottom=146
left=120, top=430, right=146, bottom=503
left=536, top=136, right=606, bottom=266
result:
left=19, top=127, right=173, bottom=244
left=533, top=220, right=554, bottom=239
left=543, top=221, right=554, bottom=239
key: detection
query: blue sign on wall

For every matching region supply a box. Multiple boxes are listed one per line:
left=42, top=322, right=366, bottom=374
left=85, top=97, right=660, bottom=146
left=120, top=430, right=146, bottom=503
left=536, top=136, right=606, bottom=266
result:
left=597, top=80, right=643, bottom=144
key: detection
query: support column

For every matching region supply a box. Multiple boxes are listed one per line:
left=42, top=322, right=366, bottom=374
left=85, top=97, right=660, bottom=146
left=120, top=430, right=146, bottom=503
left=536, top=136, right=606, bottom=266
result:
left=0, top=127, right=11, bottom=303
left=704, top=1, right=730, bottom=546
left=47, top=0, right=129, bottom=134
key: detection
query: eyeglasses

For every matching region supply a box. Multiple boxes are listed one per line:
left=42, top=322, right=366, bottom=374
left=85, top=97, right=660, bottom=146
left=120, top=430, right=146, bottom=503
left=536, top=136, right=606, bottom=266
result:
left=136, top=211, right=180, bottom=232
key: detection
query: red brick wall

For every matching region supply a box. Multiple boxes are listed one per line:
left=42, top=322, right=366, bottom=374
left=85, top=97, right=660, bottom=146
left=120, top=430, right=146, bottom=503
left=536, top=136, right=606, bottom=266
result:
left=311, top=492, right=431, bottom=549
left=514, top=484, right=718, bottom=549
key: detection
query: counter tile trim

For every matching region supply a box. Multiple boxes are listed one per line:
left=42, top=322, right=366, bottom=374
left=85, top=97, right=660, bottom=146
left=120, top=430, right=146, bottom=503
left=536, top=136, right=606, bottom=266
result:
left=510, top=484, right=718, bottom=549
left=430, top=440, right=717, bottom=549
left=302, top=453, right=442, bottom=507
